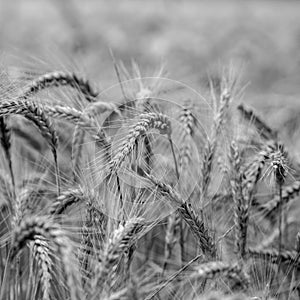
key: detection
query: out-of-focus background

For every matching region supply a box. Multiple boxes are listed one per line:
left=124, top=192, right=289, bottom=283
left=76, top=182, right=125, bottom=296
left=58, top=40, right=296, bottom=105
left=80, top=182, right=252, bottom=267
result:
left=1, top=0, right=300, bottom=149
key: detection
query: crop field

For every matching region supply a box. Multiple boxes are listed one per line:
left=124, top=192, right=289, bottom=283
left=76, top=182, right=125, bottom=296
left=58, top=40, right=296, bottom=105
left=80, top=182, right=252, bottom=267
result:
left=1, top=1, right=300, bottom=299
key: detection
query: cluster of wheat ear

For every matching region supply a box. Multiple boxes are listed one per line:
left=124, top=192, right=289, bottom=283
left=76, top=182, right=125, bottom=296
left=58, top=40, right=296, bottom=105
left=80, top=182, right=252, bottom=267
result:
left=0, top=62, right=299, bottom=300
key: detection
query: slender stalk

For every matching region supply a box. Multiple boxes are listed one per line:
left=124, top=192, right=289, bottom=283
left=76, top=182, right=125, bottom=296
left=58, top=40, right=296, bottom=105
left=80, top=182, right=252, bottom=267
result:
left=145, top=254, right=202, bottom=300
left=278, top=182, right=283, bottom=257
left=168, top=135, right=179, bottom=180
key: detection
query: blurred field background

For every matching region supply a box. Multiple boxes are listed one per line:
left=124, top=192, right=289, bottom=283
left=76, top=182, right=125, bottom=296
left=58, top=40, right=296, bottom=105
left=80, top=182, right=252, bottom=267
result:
left=1, top=0, right=300, bottom=151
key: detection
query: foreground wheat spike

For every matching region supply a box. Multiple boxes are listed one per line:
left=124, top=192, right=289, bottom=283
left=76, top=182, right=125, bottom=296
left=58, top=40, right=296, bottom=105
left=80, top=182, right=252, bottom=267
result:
left=71, top=125, right=85, bottom=180
left=79, top=204, right=107, bottom=286
left=201, top=88, right=231, bottom=197
left=108, top=112, right=171, bottom=174
left=49, top=187, right=85, bottom=215
left=92, top=218, right=144, bottom=296
left=71, top=101, right=120, bottom=180
left=269, top=143, right=288, bottom=257
left=194, top=292, right=255, bottom=300
left=258, top=181, right=300, bottom=220
left=229, top=141, right=248, bottom=259
left=163, top=212, right=181, bottom=272
left=147, top=174, right=216, bottom=258
left=0, top=99, right=60, bottom=194
left=248, top=247, right=300, bottom=266
left=42, top=104, right=111, bottom=160
left=190, top=261, right=249, bottom=291
left=236, top=142, right=277, bottom=258
left=242, top=141, right=277, bottom=199
left=0, top=117, right=15, bottom=194
left=10, top=216, right=82, bottom=300
left=11, top=187, right=32, bottom=227
left=29, top=235, right=53, bottom=300
left=178, top=100, right=196, bottom=171
left=0, top=171, right=13, bottom=212
left=21, top=71, right=98, bottom=102
left=85, top=101, right=121, bottom=117
left=179, top=100, right=196, bottom=138
left=237, top=103, right=277, bottom=140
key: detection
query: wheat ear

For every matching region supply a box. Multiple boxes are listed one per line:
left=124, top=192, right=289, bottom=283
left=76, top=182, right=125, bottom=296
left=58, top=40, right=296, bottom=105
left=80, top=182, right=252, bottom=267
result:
left=11, top=216, right=82, bottom=300
left=237, top=103, right=277, bottom=140
left=29, top=235, right=53, bottom=300
left=21, top=71, right=98, bottom=102
left=147, top=174, right=216, bottom=258
left=258, top=181, right=300, bottom=220
left=229, top=141, right=247, bottom=259
left=190, top=261, right=249, bottom=291
left=201, top=88, right=231, bottom=197
left=179, top=100, right=196, bottom=138
left=42, top=104, right=111, bottom=161
left=162, top=212, right=181, bottom=273
left=248, top=247, right=300, bottom=266
left=108, top=112, right=171, bottom=174
left=49, top=187, right=85, bottom=215
left=71, top=125, right=85, bottom=180
left=0, top=117, right=15, bottom=197
left=0, top=99, right=60, bottom=195
left=91, top=218, right=144, bottom=298
left=238, top=142, right=277, bottom=254
left=71, top=101, right=120, bottom=180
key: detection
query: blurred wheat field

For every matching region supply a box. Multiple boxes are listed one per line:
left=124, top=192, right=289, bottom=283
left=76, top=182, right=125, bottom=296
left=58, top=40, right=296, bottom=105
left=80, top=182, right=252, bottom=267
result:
left=0, top=1, right=300, bottom=300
